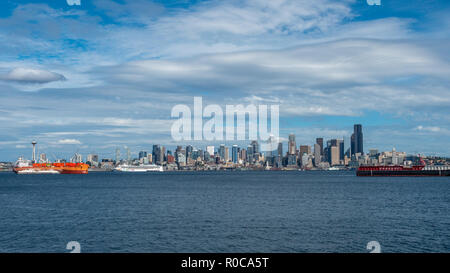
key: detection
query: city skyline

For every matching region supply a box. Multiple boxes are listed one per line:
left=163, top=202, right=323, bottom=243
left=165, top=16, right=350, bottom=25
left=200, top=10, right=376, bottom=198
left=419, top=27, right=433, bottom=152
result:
left=10, top=123, right=448, bottom=170
left=0, top=0, right=450, bottom=161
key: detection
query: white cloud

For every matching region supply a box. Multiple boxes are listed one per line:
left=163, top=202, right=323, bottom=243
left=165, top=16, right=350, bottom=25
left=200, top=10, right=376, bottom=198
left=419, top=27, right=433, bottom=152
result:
left=58, top=139, right=82, bottom=145
left=415, top=126, right=450, bottom=134
left=0, top=68, right=66, bottom=84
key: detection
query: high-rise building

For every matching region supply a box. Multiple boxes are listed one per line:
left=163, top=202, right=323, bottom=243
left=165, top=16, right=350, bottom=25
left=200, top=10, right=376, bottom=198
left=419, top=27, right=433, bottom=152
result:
left=288, top=134, right=296, bottom=155
left=224, top=147, right=229, bottom=162
left=314, top=143, right=321, bottom=166
left=327, top=139, right=343, bottom=164
left=299, top=145, right=311, bottom=156
left=186, top=145, right=193, bottom=159
left=126, top=146, right=131, bottom=162
left=152, top=145, right=161, bottom=164
left=277, top=142, right=283, bottom=157
left=176, top=152, right=186, bottom=167
left=339, top=140, right=345, bottom=161
left=351, top=124, right=363, bottom=156
left=206, top=146, right=215, bottom=156
left=219, top=144, right=225, bottom=161
left=232, top=145, right=238, bottom=163
left=240, top=149, right=247, bottom=163
left=247, top=145, right=253, bottom=163
left=251, top=140, right=259, bottom=156
left=161, top=146, right=166, bottom=163
left=138, top=151, right=147, bottom=160
left=330, top=146, right=339, bottom=166
left=316, top=138, right=323, bottom=156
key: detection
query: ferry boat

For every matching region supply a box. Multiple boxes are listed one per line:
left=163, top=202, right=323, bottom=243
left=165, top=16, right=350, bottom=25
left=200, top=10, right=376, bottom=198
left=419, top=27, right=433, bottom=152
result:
left=114, top=164, right=164, bottom=172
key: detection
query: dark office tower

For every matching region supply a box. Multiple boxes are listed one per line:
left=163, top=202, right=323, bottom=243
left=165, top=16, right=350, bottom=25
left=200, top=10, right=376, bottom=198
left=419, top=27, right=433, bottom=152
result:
left=277, top=142, right=283, bottom=157
left=351, top=124, right=363, bottom=155
left=161, top=146, right=166, bottom=163
left=219, top=144, right=225, bottom=160
left=251, top=140, right=259, bottom=156
left=152, top=145, right=160, bottom=163
left=186, top=145, right=193, bottom=159
left=288, top=134, right=296, bottom=155
left=138, top=151, right=147, bottom=160
left=176, top=146, right=183, bottom=153
left=339, top=140, right=345, bottom=160
left=232, top=145, right=238, bottom=163
left=247, top=145, right=253, bottom=163
left=316, top=138, right=324, bottom=155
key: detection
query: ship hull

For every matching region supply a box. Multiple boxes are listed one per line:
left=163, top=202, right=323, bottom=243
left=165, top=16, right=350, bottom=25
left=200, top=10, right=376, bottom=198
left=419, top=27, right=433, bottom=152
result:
left=59, top=169, right=88, bottom=174
left=15, top=169, right=60, bottom=174
left=357, top=170, right=450, bottom=176
left=13, top=163, right=89, bottom=174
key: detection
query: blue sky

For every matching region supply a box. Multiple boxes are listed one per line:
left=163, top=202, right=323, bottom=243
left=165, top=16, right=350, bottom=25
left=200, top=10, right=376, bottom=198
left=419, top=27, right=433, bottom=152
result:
left=0, top=0, right=449, bottom=161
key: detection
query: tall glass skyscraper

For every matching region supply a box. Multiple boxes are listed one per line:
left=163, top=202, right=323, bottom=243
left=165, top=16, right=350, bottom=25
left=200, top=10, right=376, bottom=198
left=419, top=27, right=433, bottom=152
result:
left=351, top=124, right=363, bottom=156
left=288, top=134, right=296, bottom=155
left=232, top=145, right=238, bottom=163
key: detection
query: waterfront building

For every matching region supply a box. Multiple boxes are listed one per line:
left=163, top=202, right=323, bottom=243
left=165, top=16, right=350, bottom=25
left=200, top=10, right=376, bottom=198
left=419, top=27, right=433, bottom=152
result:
left=39, top=153, right=48, bottom=163
left=87, top=154, right=99, bottom=166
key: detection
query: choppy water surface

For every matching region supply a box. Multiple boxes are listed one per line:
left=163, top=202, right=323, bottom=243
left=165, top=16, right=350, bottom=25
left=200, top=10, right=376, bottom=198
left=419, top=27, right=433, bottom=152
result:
left=0, top=171, right=448, bottom=253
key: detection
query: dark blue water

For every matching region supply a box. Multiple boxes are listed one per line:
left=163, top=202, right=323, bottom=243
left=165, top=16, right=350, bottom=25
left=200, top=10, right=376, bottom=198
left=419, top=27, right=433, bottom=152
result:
left=0, top=171, right=449, bottom=253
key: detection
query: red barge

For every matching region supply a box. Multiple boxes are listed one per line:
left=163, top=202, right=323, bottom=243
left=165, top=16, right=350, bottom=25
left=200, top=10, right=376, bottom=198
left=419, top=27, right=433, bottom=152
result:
left=357, top=165, right=450, bottom=176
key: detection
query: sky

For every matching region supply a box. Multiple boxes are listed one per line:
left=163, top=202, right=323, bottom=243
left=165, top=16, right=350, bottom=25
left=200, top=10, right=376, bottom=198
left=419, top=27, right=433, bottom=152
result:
left=0, top=0, right=449, bottom=161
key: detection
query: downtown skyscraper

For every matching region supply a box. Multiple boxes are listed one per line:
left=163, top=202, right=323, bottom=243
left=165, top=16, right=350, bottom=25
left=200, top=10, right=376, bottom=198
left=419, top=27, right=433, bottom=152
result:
left=351, top=124, right=363, bottom=156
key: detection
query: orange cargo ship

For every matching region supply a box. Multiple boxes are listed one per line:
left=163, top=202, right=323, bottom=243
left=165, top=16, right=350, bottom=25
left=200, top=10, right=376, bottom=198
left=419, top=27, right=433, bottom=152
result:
left=13, top=162, right=89, bottom=174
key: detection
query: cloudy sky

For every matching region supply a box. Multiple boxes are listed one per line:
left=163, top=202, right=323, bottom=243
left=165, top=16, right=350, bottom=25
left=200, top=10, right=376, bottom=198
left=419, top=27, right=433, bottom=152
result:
left=0, top=0, right=449, bottom=161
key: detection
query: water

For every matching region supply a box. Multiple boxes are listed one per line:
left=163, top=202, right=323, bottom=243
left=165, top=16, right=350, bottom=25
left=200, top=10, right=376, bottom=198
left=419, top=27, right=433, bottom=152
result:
left=0, top=171, right=449, bottom=253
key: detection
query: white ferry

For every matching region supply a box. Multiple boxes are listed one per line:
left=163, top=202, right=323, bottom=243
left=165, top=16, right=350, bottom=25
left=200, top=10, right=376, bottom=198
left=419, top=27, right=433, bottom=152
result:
left=114, top=164, right=164, bottom=172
